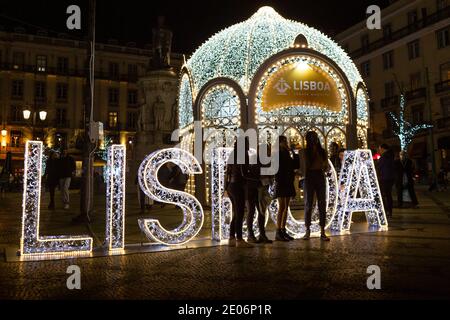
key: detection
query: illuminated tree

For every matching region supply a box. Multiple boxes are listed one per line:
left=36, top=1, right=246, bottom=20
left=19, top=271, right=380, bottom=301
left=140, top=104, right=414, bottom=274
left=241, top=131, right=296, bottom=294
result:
left=389, top=94, right=432, bottom=151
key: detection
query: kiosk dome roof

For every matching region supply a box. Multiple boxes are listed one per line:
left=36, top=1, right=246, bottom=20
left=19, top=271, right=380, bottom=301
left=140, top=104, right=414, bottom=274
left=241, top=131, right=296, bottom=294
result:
left=186, top=6, right=363, bottom=94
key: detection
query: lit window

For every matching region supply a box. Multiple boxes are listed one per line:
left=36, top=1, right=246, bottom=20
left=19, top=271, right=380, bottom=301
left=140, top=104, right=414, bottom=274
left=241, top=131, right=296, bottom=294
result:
left=36, top=55, right=47, bottom=72
left=108, top=112, right=118, bottom=129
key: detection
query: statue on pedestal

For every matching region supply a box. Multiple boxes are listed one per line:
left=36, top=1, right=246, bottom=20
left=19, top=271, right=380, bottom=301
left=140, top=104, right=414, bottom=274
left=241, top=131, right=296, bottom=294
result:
left=151, top=16, right=173, bottom=70
left=153, top=96, right=166, bottom=131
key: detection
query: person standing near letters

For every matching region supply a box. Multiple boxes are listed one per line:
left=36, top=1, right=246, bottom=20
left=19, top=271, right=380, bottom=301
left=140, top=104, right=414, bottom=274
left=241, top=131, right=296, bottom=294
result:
left=274, top=136, right=297, bottom=242
left=45, top=150, right=60, bottom=210
left=377, top=144, right=395, bottom=218
left=395, top=151, right=418, bottom=208
left=299, top=131, right=330, bottom=241
left=58, top=149, right=76, bottom=210
left=224, top=139, right=253, bottom=248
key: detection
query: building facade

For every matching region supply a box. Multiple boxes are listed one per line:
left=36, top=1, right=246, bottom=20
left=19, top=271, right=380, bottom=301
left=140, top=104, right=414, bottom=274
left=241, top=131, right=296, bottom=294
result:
left=336, top=0, right=450, bottom=180
left=0, top=28, right=183, bottom=175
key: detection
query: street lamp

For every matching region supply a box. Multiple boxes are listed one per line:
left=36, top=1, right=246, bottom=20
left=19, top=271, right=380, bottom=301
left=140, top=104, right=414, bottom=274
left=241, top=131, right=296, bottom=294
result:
left=39, top=111, right=47, bottom=121
left=23, top=107, right=47, bottom=140
left=23, top=109, right=31, bottom=120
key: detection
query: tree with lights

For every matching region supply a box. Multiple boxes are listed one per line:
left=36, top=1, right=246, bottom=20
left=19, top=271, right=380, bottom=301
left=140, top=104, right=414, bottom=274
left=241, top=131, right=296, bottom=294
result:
left=389, top=94, right=433, bottom=151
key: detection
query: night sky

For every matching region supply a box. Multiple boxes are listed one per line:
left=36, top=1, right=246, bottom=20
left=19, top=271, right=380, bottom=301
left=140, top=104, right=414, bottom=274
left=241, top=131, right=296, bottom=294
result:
left=1, top=0, right=391, bottom=54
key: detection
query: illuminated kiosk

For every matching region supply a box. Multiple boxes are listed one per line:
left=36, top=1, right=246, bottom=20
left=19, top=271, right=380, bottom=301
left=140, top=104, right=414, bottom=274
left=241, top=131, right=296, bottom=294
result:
left=177, top=7, right=370, bottom=205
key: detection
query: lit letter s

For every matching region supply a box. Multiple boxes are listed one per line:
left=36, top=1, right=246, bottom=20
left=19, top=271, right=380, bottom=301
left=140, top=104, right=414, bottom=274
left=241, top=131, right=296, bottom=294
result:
left=138, top=148, right=204, bottom=245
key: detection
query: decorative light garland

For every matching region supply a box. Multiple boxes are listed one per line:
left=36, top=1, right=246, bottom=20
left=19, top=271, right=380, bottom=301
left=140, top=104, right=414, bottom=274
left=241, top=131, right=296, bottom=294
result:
left=20, top=141, right=92, bottom=255
left=137, top=148, right=204, bottom=245
left=179, top=73, right=194, bottom=129
left=18, top=144, right=388, bottom=258
left=186, top=7, right=363, bottom=96
left=105, top=145, right=126, bottom=251
left=332, top=150, right=388, bottom=231
left=201, top=85, right=241, bottom=128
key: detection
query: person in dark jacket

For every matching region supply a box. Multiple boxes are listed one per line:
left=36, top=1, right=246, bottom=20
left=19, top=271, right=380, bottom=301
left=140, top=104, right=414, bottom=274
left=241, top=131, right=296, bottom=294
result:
left=299, top=131, right=330, bottom=241
left=224, top=139, right=252, bottom=248
left=45, top=150, right=60, bottom=210
left=243, top=144, right=272, bottom=244
left=395, top=151, right=418, bottom=208
left=377, top=144, right=395, bottom=217
left=58, top=149, right=76, bottom=210
left=274, top=135, right=297, bottom=242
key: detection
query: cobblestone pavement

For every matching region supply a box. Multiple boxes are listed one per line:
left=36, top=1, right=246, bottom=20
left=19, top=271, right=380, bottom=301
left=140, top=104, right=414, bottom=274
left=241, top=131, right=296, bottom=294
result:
left=0, top=187, right=449, bottom=299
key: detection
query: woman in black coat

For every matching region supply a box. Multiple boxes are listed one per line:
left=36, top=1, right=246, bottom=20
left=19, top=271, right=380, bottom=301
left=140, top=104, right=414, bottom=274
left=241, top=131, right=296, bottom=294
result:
left=274, top=135, right=297, bottom=241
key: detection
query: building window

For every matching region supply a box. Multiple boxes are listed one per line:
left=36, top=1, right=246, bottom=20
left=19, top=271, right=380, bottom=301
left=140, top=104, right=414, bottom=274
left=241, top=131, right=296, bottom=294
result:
left=128, top=90, right=138, bottom=106
left=56, top=108, right=67, bottom=126
left=383, top=24, right=392, bottom=39
left=410, top=72, right=422, bottom=90
left=360, top=61, right=371, bottom=77
left=128, top=64, right=138, bottom=81
left=408, top=40, right=420, bottom=60
left=35, top=81, right=46, bottom=101
left=56, top=83, right=68, bottom=101
left=383, top=51, right=394, bottom=70
left=36, top=55, right=47, bottom=72
left=440, top=62, right=450, bottom=81
left=9, top=105, right=22, bottom=122
left=411, top=104, right=424, bottom=124
left=108, top=112, right=118, bottom=129
left=109, top=62, right=119, bottom=79
left=442, top=97, right=450, bottom=117
left=108, top=88, right=119, bottom=106
left=361, top=34, right=369, bottom=51
left=407, top=10, right=418, bottom=26
left=57, top=57, right=69, bottom=74
left=12, top=52, right=24, bottom=70
left=11, top=80, right=24, bottom=99
left=385, top=81, right=396, bottom=98
left=437, top=27, right=450, bottom=49
left=127, top=112, right=137, bottom=130
left=10, top=130, right=22, bottom=148
left=437, top=0, right=448, bottom=10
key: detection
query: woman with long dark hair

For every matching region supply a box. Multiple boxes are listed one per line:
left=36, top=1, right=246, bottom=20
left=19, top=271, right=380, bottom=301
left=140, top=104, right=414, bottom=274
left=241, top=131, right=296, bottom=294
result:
left=274, top=135, right=296, bottom=241
left=224, top=139, right=253, bottom=248
left=300, top=131, right=330, bottom=241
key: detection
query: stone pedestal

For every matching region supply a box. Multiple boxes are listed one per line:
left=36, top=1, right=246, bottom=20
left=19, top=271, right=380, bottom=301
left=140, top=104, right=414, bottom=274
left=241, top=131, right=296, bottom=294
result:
left=131, top=69, right=179, bottom=187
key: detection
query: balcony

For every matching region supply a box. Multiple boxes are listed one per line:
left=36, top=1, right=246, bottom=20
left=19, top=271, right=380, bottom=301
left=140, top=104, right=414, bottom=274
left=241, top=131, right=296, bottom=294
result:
left=381, top=95, right=399, bottom=109
left=435, top=79, right=450, bottom=94
left=406, top=88, right=426, bottom=101
left=436, top=116, right=450, bottom=129
left=0, top=63, right=139, bottom=83
left=349, top=6, right=450, bottom=59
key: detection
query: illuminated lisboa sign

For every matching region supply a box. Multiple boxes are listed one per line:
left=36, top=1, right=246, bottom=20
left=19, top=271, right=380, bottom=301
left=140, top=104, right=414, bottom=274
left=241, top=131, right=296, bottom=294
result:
left=19, top=141, right=387, bottom=257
